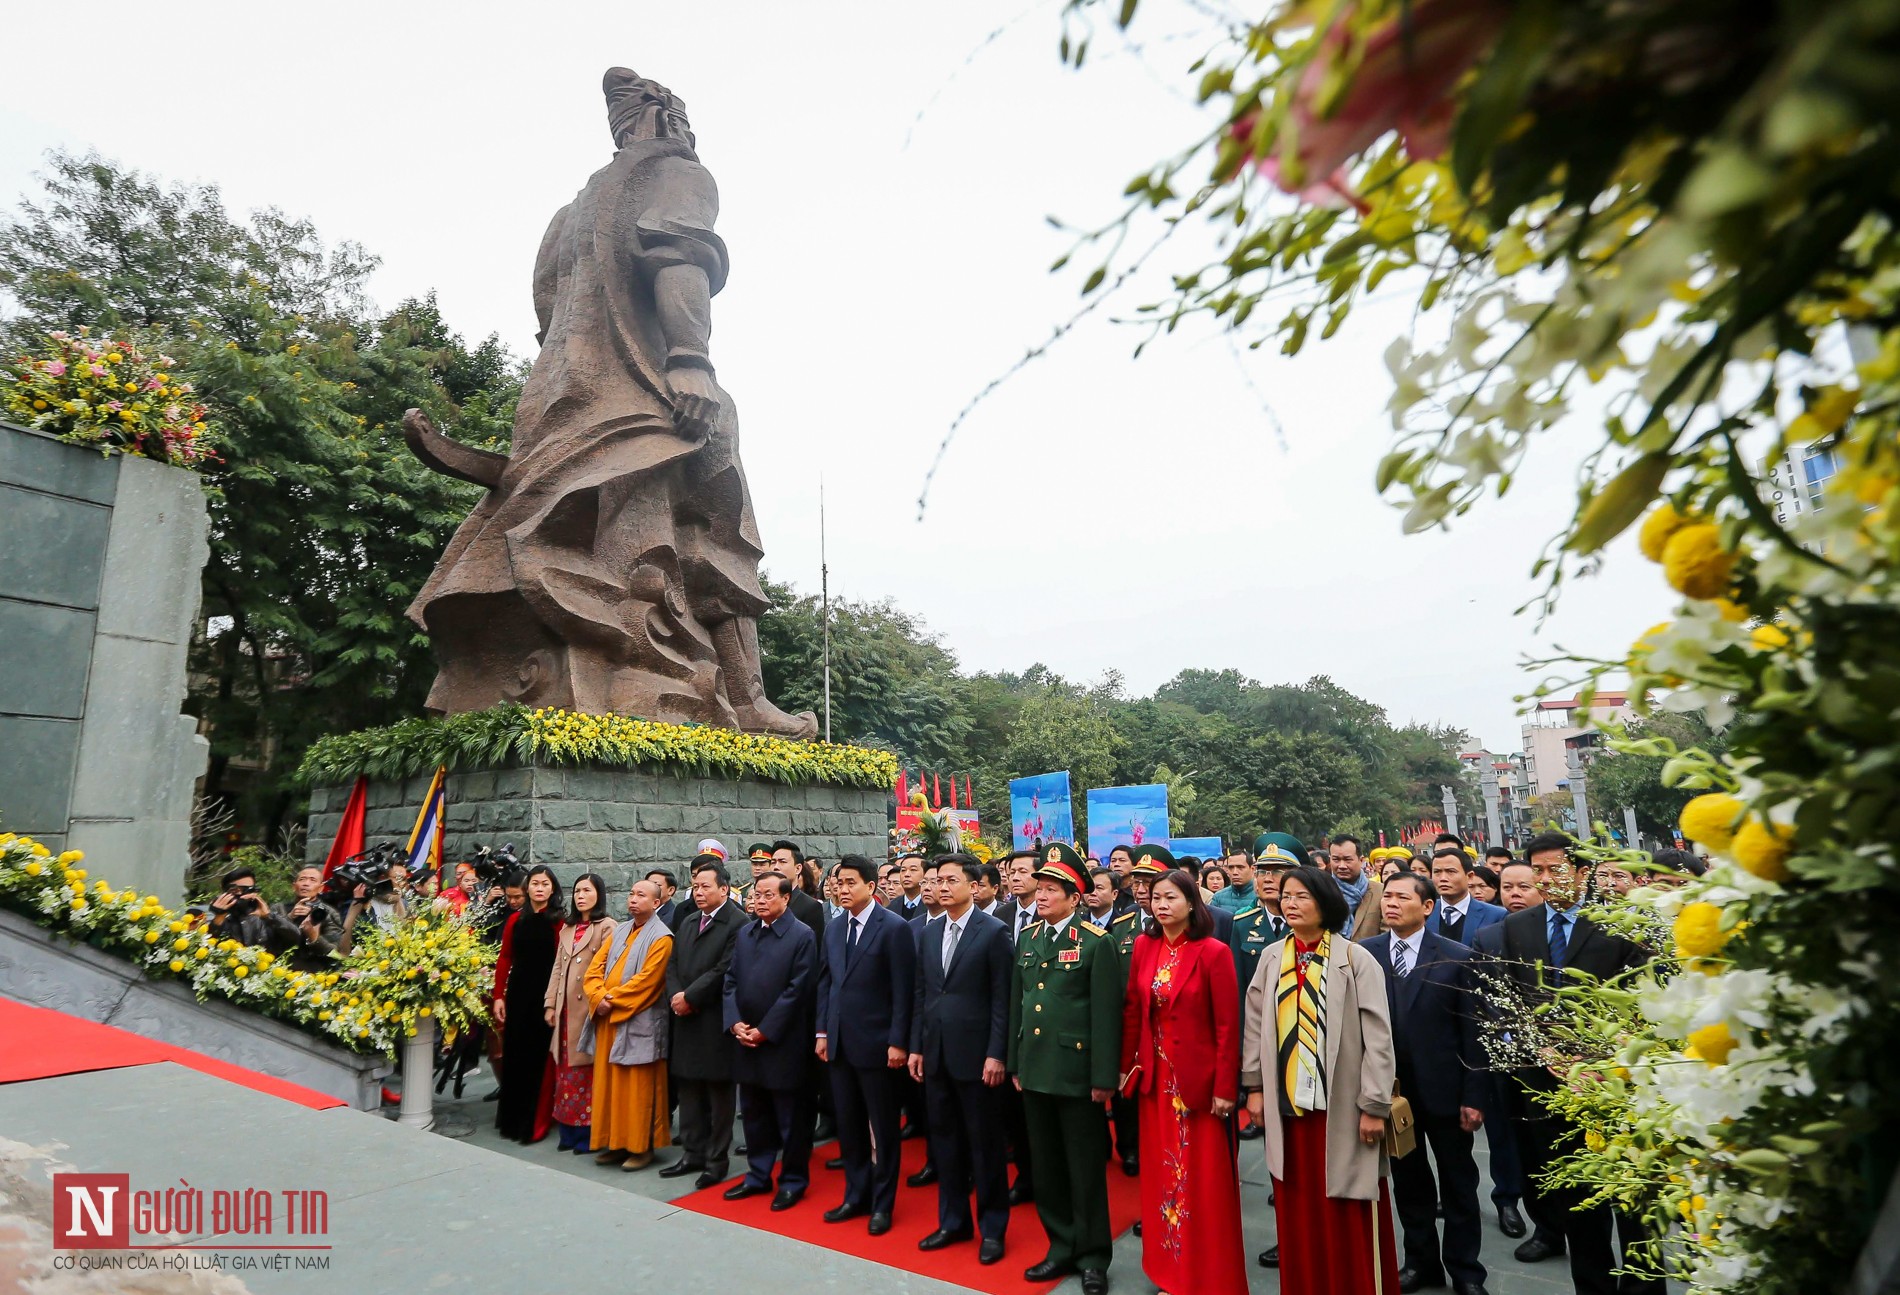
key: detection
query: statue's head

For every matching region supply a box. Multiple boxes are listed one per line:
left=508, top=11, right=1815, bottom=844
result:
left=604, top=68, right=694, bottom=150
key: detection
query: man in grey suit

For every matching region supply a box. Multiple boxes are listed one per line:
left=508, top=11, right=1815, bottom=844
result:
left=909, top=854, right=1012, bottom=1265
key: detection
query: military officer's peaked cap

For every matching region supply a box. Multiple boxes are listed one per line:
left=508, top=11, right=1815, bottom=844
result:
left=1034, top=842, right=1088, bottom=892
left=1128, top=844, right=1176, bottom=877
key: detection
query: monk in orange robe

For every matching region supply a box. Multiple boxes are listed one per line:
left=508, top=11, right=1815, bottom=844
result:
left=585, top=878, right=675, bottom=1169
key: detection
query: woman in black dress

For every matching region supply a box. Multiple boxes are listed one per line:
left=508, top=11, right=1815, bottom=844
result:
left=494, top=865, right=562, bottom=1143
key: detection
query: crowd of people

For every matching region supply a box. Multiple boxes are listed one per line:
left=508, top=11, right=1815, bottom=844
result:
left=461, top=829, right=1689, bottom=1295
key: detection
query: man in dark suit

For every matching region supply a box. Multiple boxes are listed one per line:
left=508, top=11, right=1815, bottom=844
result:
left=754, top=841, right=832, bottom=1142
left=721, top=873, right=819, bottom=1210
left=816, top=854, right=917, bottom=1235
left=1470, top=857, right=1540, bottom=1244
left=908, top=853, right=1012, bottom=1264
left=1363, top=872, right=1490, bottom=1295
left=648, top=867, right=684, bottom=928
left=989, top=849, right=1041, bottom=1206
left=1489, top=833, right=1654, bottom=1295
left=663, top=856, right=744, bottom=1188
left=1427, top=846, right=1507, bottom=944
left=887, top=851, right=928, bottom=920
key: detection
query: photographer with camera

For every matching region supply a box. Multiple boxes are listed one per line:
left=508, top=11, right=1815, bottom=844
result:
left=268, top=865, right=343, bottom=969
left=338, top=859, right=412, bottom=955
left=204, top=866, right=276, bottom=946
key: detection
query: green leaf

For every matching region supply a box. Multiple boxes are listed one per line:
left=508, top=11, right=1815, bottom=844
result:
left=1566, top=452, right=1671, bottom=554
left=1449, top=0, right=1561, bottom=198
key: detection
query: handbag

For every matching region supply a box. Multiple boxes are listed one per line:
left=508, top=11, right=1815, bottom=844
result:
left=1382, top=1081, right=1417, bottom=1158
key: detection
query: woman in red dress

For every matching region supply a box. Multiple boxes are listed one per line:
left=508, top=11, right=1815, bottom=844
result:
left=1119, top=864, right=1248, bottom=1295
left=1241, top=864, right=1400, bottom=1295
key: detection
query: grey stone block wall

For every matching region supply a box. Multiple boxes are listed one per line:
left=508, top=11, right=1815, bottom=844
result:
left=0, top=424, right=209, bottom=902
left=306, top=761, right=890, bottom=895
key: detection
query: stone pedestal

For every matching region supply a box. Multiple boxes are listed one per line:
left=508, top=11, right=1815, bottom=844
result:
left=305, top=762, right=888, bottom=891
left=0, top=424, right=209, bottom=903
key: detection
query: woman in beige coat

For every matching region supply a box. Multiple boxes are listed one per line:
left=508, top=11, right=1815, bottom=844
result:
left=1241, top=865, right=1399, bottom=1295
left=544, top=873, right=616, bottom=1153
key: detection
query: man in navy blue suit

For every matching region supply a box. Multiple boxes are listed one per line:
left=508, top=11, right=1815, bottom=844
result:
left=909, top=853, right=1012, bottom=1265
left=816, top=854, right=917, bottom=1235
left=1363, top=872, right=1490, bottom=1295
left=1427, top=844, right=1507, bottom=945
left=721, top=873, right=819, bottom=1210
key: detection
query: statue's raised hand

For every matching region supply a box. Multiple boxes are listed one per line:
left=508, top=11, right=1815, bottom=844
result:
left=668, top=366, right=720, bottom=439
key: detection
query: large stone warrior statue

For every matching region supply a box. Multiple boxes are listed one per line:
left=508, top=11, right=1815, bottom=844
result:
left=405, top=68, right=816, bottom=738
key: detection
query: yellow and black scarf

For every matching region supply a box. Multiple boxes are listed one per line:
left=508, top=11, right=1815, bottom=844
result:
left=1274, top=931, right=1330, bottom=1116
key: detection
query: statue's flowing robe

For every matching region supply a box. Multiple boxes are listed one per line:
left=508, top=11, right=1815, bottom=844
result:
left=407, top=137, right=767, bottom=723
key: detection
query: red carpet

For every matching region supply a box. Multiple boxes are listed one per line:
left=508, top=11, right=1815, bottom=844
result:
left=676, top=1129, right=1141, bottom=1294
left=0, top=997, right=345, bottom=1110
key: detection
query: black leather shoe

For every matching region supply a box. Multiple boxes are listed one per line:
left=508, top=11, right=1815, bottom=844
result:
left=770, top=1189, right=802, bottom=1212
left=1237, top=1123, right=1264, bottom=1140
left=694, top=1172, right=720, bottom=1191
left=868, top=1212, right=892, bottom=1236
left=826, top=1156, right=846, bottom=1171
left=723, top=1181, right=771, bottom=1201
left=1008, top=1182, right=1035, bottom=1207
left=824, top=1203, right=869, bottom=1224
left=658, top=1159, right=705, bottom=1179
left=1452, top=1283, right=1490, bottom=1295
left=907, top=1164, right=940, bottom=1188
left=900, top=1123, right=924, bottom=1141
left=978, top=1237, right=1004, bottom=1265
left=734, top=1142, right=748, bottom=1156
left=481, top=1088, right=501, bottom=1101
left=1023, top=1260, right=1073, bottom=1282
left=1080, top=1270, right=1107, bottom=1295
left=1258, top=1245, right=1279, bottom=1268
left=1120, top=1154, right=1139, bottom=1176
left=1514, top=1235, right=1564, bottom=1263
left=1496, top=1202, right=1526, bottom=1238
left=813, top=1118, right=836, bottom=1140
left=1132, top=1220, right=1142, bottom=1237
left=918, top=1228, right=972, bottom=1250
left=1398, top=1266, right=1445, bottom=1292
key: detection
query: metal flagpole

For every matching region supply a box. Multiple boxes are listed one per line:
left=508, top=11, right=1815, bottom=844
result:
left=820, top=476, right=831, bottom=744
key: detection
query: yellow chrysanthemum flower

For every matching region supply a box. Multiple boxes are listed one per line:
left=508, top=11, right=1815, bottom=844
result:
left=1672, top=902, right=1728, bottom=959
left=1638, top=503, right=1693, bottom=563
left=1685, top=1022, right=1737, bottom=1066
left=1680, top=794, right=1743, bottom=851
left=1662, top=524, right=1735, bottom=600
left=1732, top=819, right=1795, bottom=882
left=169, top=959, right=187, bottom=973
left=1749, top=623, right=1790, bottom=650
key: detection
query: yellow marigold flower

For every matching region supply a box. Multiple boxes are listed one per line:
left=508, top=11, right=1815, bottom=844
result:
left=1680, top=794, right=1743, bottom=850
left=169, top=959, right=187, bottom=973
left=57, top=850, right=84, bottom=865
left=70, top=898, right=87, bottom=911
left=1662, top=524, right=1735, bottom=600
left=195, top=947, right=209, bottom=960
left=1672, top=902, right=1728, bottom=959
left=169, top=920, right=186, bottom=932
left=1638, top=503, right=1693, bottom=563
left=31, top=844, right=51, bottom=858
left=143, top=929, right=161, bottom=944
left=1749, top=623, right=1790, bottom=650
left=23, top=861, right=41, bottom=876
left=233, top=965, right=249, bottom=978
left=1732, top=819, right=1795, bottom=882
left=1685, top=1022, right=1737, bottom=1066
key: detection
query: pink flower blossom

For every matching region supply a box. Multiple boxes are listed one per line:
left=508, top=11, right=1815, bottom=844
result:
left=1261, top=0, right=1503, bottom=197
left=44, top=361, right=66, bottom=377
left=105, top=400, right=123, bottom=412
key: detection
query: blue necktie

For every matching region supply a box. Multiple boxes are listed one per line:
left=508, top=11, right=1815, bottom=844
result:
left=1548, top=911, right=1570, bottom=982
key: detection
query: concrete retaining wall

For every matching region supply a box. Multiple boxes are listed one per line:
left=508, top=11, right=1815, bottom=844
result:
left=306, top=764, right=889, bottom=893
left=0, top=423, right=208, bottom=903
left=0, top=908, right=388, bottom=1110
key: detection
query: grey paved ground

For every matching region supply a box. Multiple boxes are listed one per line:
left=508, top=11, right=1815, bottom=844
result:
left=0, top=1058, right=1587, bottom=1295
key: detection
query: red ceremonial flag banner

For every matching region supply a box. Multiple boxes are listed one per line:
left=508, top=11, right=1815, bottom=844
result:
left=932, top=773, right=942, bottom=808
left=896, top=768, right=909, bottom=803
left=322, top=776, right=368, bottom=878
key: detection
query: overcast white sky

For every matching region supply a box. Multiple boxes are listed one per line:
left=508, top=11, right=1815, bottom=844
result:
left=0, top=0, right=1668, bottom=751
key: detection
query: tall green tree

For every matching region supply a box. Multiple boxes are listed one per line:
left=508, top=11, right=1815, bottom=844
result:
left=1586, top=713, right=1729, bottom=838
left=1, top=152, right=523, bottom=835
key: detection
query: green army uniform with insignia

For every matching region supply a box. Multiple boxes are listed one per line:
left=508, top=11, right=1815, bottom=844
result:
left=1006, top=845, right=1120, bottom=1280
left=1228, top=903, right=1287, bottom=1013
left=1105, top=904, right=1143, bottom=1166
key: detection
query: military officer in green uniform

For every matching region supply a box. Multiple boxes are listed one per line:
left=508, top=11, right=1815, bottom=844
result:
left=1228, top=832, right=1302, bottom=1142
left=1008, top=843, right=1119, bottom=1295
